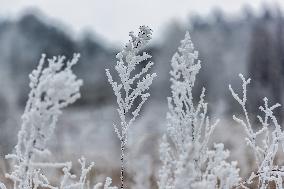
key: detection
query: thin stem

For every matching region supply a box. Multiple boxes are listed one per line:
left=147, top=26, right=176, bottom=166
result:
left=120, top=141, right=125, bottom=189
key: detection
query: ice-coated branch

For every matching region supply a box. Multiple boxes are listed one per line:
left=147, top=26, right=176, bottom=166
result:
left=229, top=74, right=254, bottom=141
left=1, top=54, right=118, bottom=189
left=106, top=26, right=156, bottom=189
left=93, top=178, right=117, bottom=189
left=59, top=157, right=95, bottom=189
left=4, top=54, right=83, bottom=189
left=159, top=32, right=240, bottom=189
left=229, top=74, right=284, bottom=188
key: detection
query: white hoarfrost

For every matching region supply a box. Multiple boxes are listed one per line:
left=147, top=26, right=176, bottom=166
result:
left=2, top=54, right=117, bottom=189
left=230, top=74, right=284, bottom=188
left=2, top=24, right=284, bottom=189
left=158, top=32, right=240, bottom=189
left=106, top=25, right=156, bottom=188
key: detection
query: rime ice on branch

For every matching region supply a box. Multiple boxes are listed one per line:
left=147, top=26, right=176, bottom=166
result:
left=105, top=26, right=156, bottom=188
left=230, top=74, right=284, bottom=188
left=3, top=54, right=117, bottom=189
left=158, top=32, right=240, bottom=189
left=5, top=54, right=83, bottom=189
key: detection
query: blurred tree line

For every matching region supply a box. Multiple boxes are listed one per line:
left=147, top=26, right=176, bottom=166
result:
left=0, top=5, right=284, bottom=122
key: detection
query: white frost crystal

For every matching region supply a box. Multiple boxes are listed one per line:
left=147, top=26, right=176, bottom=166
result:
left=106, top=26, right=156, bottom=188
left=159, top=32, right=240, bottom=189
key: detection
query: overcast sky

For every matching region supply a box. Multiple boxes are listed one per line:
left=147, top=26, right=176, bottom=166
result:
left=0, top=0, right=283, bottom=43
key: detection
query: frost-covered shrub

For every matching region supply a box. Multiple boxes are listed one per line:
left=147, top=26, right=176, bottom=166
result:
left=106, top=26, right=156, bottom=188
left=230, top=74, right=284, bottom=188
left=2, top=54, right=117, bottom=189
left=3, top=22, right=284, bottom=189
left=158, top=32, right=240, bottom=189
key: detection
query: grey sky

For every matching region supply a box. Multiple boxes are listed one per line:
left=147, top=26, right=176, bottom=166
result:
left=0, top=0, right=282, bottom=43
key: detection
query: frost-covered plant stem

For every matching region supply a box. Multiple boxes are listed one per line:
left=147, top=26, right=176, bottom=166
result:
left=120, top=140, right=125, bottom=189
left=159, top=32, right=240, bottom=189
left=230, top=74, right=284, bottom=188
left=106, top=26, right=156, bottom=188
left=2, top=54, right=118, bottom=189
left=5, top=54, right=83, bottom=189
left=229, top=75, right=262, bottom=165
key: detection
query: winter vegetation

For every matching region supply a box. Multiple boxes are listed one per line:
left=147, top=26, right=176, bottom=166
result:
left=2, top=7, right=284, bottom=189
left=158, top=32, right=240, bottom=189
left=230, top=74, right=284, bottom=188
left=1, top=55, right=117, bottom=189
left=105, top=25, right=156, bottom=188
